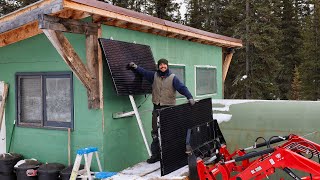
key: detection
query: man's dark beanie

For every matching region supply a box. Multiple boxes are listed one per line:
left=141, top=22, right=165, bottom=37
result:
left=157, top=58, right=168, bottom=67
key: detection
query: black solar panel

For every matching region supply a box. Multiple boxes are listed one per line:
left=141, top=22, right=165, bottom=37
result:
left=158, top=98, right=214, bottom=176
left=99, top=38, right=156, bottom=95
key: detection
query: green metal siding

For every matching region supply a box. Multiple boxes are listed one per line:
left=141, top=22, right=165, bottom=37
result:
left=0, top=33, right=104, bottom=167
left=101, top=25, right=223, bottom=171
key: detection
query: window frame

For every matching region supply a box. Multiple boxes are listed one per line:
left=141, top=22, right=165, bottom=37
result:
left=194, top=65, right=218, bottom=98
left=15, top=72, right=74, bottom=130
left=169, top=63, right=186, bottom=99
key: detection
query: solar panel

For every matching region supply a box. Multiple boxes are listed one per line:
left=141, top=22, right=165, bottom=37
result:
left=158, top=98, right=215, bottom=176
left=99, top=38, right=156, bottom=95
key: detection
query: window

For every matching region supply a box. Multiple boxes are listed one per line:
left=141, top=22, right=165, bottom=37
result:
left=16, top=72, right=73, bottom=129
left=169, top=64, right=185, bottom=98
left=195, top=66, right=217, bottom=96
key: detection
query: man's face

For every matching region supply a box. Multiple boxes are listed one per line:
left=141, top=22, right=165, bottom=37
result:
left=159, top=63, right=168, bottom=72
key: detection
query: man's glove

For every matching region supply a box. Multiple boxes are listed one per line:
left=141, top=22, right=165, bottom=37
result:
left=188, top=99, right=195, bottom=106
left=127, top=62, right=138, bottom=70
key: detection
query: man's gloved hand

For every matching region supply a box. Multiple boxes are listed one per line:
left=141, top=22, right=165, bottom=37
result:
left=127, top=62, right=138, bottom=70
left=188, top=98, right=195, bottom=106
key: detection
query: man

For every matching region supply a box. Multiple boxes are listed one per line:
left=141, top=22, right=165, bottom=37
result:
left=128, top=58, right=195, bottom=163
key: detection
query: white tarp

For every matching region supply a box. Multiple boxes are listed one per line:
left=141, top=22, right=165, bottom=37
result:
left=0, top=81, right=6, bottom=154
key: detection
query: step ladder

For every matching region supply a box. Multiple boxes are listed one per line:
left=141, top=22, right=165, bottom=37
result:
left=69, top=147, right=116, bottom=180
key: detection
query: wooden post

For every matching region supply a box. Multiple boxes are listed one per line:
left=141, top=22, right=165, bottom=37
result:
left=86, top=34, right=100, bottom=109
left=222, top=49, right=234, bottom=83
left=0, top=82, right=9, bottom=132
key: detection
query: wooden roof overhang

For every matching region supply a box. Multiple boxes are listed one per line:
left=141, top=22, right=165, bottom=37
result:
left=0, top=0, right=242, bottom=109
left=0, top=0, right=242, bottom=48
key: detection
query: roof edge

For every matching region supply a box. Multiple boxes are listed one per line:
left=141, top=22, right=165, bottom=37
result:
left=67, top=0, right=242, bottom=47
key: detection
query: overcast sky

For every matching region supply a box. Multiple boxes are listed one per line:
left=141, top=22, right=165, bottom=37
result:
left=175, top=0, right=187, bottom=17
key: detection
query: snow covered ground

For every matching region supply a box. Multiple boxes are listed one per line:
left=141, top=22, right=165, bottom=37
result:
left=107, top=162, right=188, bottom=180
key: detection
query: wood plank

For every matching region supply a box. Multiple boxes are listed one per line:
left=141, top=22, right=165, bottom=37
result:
left=42, top=29, right=94, bottom=92
left=38, top=14, right=98, bottom=35
left=0, top=82, right=9, bottom=132
left=64, top=0, right=242, bottom=48
left=86, top=33, right=100, bottom=109
left=0, top=0, right=63, bottom=34
left=167, top=32, right=179, bottom=38
left=97, top=24, right=104, bottom=128
left=222, top=49, right=234, bottom=82
left=0, top=21, right=42, bottom=47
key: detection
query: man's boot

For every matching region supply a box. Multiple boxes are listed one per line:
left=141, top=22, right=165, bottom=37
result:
left=147, top=131, right=160, bottom=164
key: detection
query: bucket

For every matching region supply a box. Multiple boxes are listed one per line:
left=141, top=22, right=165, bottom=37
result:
left=37, top=163, right=65, bottom=180
left=14, top=160, right=41, bottom=180
left=0, top=153, right=23, bottom=180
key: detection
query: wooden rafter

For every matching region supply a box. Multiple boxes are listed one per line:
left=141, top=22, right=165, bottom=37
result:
left=222, top=49, right=234, bottom=83
left=0, top=82, right=9, bottom=132
left=38, top=14, right=98, bottom=35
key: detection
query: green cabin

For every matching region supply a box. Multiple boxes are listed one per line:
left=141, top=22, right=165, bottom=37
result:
left=0, top=0, right=242, bottom=172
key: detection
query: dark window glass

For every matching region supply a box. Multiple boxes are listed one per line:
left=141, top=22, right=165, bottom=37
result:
left=16, top=72, right=73, bottom=129
left=170, top=65, right=185, bottom=98
left=196, top=67, right=217, bottom=96
left=19, top=77, right=42, bottom=124
left=46, top=78, right=71, bottom=122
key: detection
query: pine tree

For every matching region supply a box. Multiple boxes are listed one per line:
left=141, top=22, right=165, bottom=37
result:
left=0, top=0, right=21, bottom=16
left=0, top=0, right=41, bottom=16
left=146, top=0, right=181, bottom=22
left=290, top=66, right=302, bottom=100
left=276, top=0, right=303, bottom=100
left=185, top=0, right=204, bottom=29
left=224, top=0, right=281, bottom=99
left=299, top=0, right=320, bottom=100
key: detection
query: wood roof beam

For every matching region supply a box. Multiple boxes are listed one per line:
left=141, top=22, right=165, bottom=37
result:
left=222, top=48, right=235, bottom=83
left=38, top=14, right=98, bottom=35
left=167, top=32, right=179, bottom=38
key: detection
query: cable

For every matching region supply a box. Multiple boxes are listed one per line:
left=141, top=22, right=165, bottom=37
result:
left=267, top=136, right=282, bottom=148
left=255, top=136, right=267, bottom=148
left=137, top=94, right=150, bottom=109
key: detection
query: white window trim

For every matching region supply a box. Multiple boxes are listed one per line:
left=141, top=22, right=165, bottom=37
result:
left=194, top=65, right=218, bottom=98
left=169, top=63, right=186, bottom=100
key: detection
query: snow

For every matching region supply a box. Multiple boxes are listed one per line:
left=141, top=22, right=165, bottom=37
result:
left=212, top=114, right=232, bottom=124
left=240, top=75, right=248, bottom=81
left=107, top=162, right=188, bottom=180
left=212, top=99, right=256, bottom=124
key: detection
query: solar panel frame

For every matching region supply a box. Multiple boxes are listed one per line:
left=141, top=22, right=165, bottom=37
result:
left=158, top=98, right=214, bottom=176
left=99, top=38, right=157, bottom=95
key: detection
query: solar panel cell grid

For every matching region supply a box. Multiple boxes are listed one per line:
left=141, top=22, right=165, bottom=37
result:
left=158, top=98, right=213, bottom=176
left=99, top=38, right=157, bottom=95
